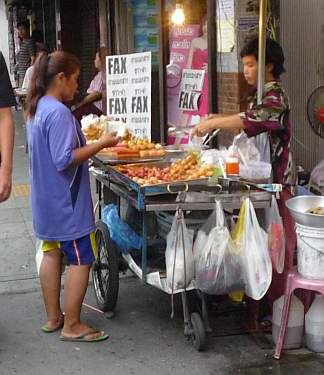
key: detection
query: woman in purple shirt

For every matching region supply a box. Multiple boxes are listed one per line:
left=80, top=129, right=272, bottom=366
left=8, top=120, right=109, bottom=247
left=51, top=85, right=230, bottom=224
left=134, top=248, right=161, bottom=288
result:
left=26, top=51, right=118, bottom=342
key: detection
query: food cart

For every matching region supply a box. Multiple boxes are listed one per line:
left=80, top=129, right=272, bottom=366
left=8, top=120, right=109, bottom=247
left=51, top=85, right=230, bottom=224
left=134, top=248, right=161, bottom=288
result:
left=89, top=152, right=272, bottom=351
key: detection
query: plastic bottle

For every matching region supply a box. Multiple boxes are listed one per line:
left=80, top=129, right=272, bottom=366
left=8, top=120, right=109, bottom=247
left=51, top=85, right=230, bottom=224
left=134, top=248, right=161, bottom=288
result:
left=226, top=147, right=239, bottom=176
left=305, top=294, right=324, bottom=352
left=272, top=294, right=304, bottom=349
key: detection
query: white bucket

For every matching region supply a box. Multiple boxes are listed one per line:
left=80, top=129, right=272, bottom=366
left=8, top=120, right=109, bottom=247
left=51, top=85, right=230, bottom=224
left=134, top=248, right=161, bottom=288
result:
left=296, top=223, right=324, bottom=280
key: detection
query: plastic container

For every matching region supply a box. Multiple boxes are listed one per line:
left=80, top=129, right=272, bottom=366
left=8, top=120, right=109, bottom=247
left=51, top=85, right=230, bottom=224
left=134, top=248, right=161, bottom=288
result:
left=272, top=294, right=304, bottom=349
left=226, top=155, right=239, bottom=176
left=296, top=223, right=324, bottom=279
left=305, top=294, right=324, bottom=352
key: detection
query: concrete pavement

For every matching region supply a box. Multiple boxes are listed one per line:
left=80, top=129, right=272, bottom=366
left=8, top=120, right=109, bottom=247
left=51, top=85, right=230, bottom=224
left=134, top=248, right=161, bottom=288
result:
left=0, top=111, right=323, bottom=375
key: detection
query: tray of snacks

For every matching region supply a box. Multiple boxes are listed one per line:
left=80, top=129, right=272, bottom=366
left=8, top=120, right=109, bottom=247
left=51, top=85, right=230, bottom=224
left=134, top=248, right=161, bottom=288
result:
left=108, top=153, right=215, bottom=195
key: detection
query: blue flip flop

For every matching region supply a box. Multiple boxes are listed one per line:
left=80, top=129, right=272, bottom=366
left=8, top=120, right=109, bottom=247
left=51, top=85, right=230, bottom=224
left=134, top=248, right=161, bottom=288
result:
left=60, top=330, right=109, bottom=343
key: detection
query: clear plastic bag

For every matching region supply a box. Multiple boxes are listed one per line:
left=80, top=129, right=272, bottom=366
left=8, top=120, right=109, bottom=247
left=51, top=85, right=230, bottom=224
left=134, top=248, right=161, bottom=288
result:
left=268, top=195, right=285, bottom=274
left=102, top=204, right=143, bottom=253
left=165, top=209, right=194, bottom=291
left=232, top=198, right=272, bottom=301
left=194, top=201, right=244, bottom=295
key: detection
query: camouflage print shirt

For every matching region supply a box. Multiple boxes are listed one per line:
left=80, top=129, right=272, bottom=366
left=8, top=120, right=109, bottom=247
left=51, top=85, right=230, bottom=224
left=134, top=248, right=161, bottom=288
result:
left=239, top=81, right=294, bottom=185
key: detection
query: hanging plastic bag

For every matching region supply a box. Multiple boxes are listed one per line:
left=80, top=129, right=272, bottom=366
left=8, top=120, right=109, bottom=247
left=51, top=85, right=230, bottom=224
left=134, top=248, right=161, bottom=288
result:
left=102, top=204, right=143, bottom=254
left=165, top=209, right=194, bottom=291
left=194, top=201, right=245, bottom=295
left=268, top=195, right=285, bottom=274
left=232, top=198, right=272, bottom=301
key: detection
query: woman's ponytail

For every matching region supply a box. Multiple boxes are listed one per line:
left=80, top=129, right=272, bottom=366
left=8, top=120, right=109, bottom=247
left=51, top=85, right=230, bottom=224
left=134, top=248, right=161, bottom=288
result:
left=25, top=51, right=80, bottom=119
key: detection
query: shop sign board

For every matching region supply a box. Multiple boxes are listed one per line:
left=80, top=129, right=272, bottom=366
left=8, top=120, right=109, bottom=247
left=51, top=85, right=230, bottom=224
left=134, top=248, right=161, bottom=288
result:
left=177, top=69, right=205, bottom=112
left=106, top=51, right=152, bottom=140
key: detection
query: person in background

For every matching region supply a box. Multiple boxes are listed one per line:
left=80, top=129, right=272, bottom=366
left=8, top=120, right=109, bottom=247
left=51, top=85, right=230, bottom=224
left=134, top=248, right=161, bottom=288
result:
left=192, top=36, right=296, bottom=331
left=0, top=52, right=15, bottom=203
left=22, top=50, right=47, bottom=90
left=31, top=29, right=46, bottom=53
left=72, top=48, right=107, bottom=122
left=16, top=21, right=36, bottom=87
left=25, top=51, right=119, bottom=342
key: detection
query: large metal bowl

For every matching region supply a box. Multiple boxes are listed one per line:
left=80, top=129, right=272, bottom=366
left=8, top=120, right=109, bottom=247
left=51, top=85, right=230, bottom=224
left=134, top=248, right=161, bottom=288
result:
left=286, top=195, right=324, bottom=228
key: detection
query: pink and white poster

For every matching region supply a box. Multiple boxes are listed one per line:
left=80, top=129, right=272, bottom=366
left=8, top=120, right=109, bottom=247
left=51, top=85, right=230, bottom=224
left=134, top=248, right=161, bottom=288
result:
left=167, top=25, right=200, bottom=127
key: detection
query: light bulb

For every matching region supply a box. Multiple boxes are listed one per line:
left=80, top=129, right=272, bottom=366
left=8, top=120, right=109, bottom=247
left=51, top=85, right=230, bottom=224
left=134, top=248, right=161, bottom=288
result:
left=171, top=4, right=185, bottom=25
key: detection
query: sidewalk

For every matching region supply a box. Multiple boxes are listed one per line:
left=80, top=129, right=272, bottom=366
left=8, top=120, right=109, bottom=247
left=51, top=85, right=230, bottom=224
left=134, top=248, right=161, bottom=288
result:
left=0, top=110, right=38, bottom=295
left=1, top=111, right=324, bottom=375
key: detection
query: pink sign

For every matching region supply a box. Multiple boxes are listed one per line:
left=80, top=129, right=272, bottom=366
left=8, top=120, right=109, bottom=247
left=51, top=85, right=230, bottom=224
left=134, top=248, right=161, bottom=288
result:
left=167, top=25, right=200, bottom=129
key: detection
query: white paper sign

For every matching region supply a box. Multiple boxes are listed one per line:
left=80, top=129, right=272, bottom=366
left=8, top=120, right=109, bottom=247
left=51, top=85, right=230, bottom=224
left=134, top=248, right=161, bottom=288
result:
left=106, top=52, right=151, bottom=139
left=178, top=69, right=205, bottom=111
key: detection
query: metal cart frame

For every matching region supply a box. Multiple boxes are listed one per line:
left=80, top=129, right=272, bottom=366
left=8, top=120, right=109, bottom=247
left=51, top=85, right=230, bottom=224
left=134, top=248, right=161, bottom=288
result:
left=90, top=156, right=272, bottom=351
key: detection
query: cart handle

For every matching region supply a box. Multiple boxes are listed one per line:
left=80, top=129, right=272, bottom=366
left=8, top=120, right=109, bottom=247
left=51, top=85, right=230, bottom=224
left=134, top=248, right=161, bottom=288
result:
left=167, top=182, right=189, bottom=194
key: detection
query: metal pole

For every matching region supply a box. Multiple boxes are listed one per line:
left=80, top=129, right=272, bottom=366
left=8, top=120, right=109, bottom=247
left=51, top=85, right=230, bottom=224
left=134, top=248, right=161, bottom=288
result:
left=257, top=0, right=267, bottom=105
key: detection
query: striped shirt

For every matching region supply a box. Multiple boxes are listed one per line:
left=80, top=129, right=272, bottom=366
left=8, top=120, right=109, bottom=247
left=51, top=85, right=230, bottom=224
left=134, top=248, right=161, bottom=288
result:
left=16, top=38, right=36, bottom=76
left=87, top=72, right=103, bottom=110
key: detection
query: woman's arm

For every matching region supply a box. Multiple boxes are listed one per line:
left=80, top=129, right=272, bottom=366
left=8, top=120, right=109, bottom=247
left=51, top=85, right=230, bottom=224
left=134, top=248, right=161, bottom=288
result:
left=191, top=113, right=245, bottom=137
left=0, top=107, right=14, bottom=202
left=72, top=132, right=119, bottom=166
left=74, top=92, right=102, bottom=109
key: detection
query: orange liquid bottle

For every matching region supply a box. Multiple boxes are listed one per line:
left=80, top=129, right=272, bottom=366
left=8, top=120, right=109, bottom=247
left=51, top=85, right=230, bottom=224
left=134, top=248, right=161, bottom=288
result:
left=226, top=155, right=239, bottom=175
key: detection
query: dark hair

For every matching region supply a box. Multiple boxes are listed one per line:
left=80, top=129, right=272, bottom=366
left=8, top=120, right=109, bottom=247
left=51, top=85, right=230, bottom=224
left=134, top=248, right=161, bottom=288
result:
left=240, top=36, right=285, bottom=78
left=31, top=29, right=43, bottom=43
left=25, top=51, right=80, bottom=118
left=198, top=15, right=207, bottom=37
left=17, top=21, right=30, bottom=29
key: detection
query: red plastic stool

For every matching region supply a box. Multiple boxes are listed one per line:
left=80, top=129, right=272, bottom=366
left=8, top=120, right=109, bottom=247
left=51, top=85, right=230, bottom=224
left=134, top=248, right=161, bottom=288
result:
left=274, top=267, right=324, bottom=359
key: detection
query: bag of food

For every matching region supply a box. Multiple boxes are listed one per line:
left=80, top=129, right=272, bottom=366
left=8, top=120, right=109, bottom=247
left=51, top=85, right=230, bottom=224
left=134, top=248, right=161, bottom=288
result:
left=268, top=195, right=285, bottom=274
left=166, top=209, right=194, bottom=290
left=194, top=201, right=244, bottom=295
left=232, top=198, right=272, bottom=300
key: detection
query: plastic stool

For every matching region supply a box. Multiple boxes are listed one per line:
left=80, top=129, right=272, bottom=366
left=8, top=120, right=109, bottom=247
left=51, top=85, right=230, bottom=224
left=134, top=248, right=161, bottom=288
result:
left=274, top=267, right=324, bottom=359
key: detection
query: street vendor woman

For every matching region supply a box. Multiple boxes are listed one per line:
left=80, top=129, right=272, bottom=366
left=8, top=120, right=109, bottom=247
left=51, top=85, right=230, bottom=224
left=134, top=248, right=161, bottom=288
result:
left=192, top=36, right=296, bottom=331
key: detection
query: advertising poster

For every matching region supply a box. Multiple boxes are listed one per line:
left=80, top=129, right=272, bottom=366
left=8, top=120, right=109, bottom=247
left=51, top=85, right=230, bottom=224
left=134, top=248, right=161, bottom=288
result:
left=178, top=69, right=205, bottom=112
left=167, top=25, right=200, bottom=127
left=106, top=52, right=152, bottom=139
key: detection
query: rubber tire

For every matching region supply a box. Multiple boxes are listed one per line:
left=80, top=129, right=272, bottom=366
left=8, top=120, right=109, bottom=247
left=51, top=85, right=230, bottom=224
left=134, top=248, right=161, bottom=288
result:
left=92, top=220, right=119, bottom=312
left=190, top=312, right=206, bottom=351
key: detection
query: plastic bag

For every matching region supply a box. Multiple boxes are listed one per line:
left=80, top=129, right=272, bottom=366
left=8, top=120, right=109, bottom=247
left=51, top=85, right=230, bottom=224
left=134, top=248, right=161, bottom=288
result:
left=232, top=132, right=261, bottom=164
left=194, top=201, right=245, bottom=295
left=165, top=209, right=194, bottom=290
left=102, top=204, right=143, bottom=253
left=232, top=198, right=272, bottom=300
left=268, top=195, right=285, bottom=274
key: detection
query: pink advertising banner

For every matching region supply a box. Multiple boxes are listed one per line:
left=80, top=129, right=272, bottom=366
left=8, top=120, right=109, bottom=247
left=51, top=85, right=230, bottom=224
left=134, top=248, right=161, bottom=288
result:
left=167, top=25, right=200, bottom=128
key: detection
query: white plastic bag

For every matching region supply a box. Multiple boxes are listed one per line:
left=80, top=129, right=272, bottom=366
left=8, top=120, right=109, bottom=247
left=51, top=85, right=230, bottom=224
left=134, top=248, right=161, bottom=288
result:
left=310, top=159, right=324, bottom=187
left=268, top=195, right=285, bottom=274
left=194, top=201, right=244, bottom=295
left=166, top=209, right=194, bottom=290
left=232, top=198, right=272, bottom=300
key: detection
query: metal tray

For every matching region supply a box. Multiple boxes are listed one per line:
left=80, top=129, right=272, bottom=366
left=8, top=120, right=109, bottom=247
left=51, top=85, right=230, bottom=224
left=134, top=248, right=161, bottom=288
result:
left=108, top=161, right=212, bottom=196
left=93, top=154, right=165, bottom=165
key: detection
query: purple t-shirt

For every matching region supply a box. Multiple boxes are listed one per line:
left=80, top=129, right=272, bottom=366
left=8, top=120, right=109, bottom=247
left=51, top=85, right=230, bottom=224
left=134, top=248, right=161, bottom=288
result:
left=27, top=96, right=95, bottom=241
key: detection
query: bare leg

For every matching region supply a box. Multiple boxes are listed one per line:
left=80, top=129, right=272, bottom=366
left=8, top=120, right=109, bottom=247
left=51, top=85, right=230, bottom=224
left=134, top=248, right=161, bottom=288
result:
left=61, top=264, right=104, bottom=339
left=39, top=249, right=64, bottom=330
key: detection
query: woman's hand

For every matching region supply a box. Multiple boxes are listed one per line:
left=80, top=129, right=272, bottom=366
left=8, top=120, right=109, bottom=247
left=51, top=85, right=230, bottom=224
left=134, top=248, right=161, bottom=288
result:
left=191, top=118, right=215, bottom=138
left=99, top=132, right=120, bottom=148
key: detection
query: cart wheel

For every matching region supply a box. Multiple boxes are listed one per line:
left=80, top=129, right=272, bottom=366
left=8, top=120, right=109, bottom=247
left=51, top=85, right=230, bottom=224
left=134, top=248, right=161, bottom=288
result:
left=190, top=312, right=206, bottom=351
left=92, top=220, right=119, bottom=312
